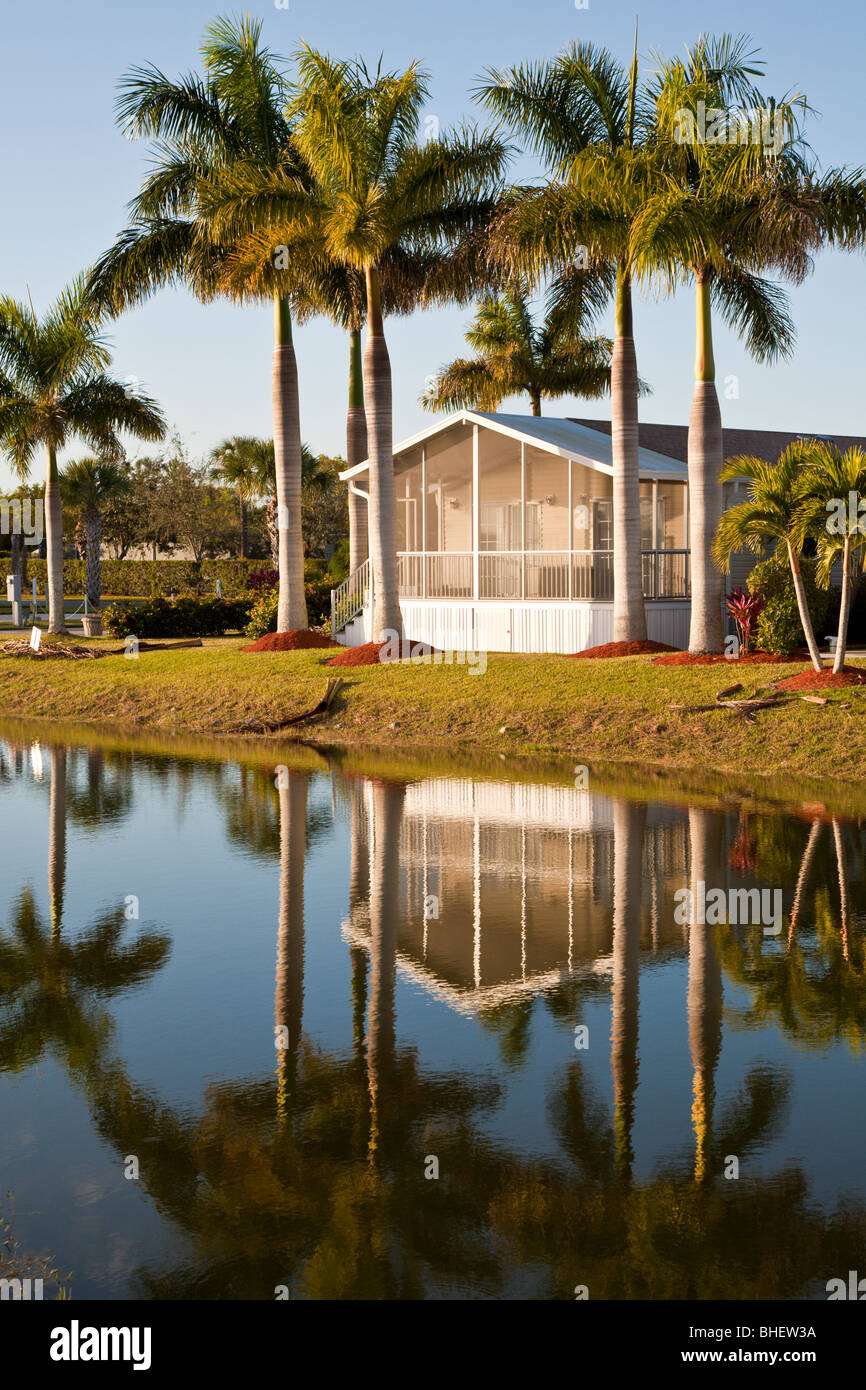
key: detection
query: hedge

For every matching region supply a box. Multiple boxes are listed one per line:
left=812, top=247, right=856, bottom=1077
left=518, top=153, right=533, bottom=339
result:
left=20, top=558, right=265, bottom=598
left=103, top=596, right=253, bottom=638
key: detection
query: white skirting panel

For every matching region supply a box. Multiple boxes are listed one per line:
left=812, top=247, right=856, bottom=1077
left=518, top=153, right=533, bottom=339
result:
left=340, top=600, right=691, bottom=655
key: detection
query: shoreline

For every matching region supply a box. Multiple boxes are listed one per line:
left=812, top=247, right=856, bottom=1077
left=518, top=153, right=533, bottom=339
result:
left=2, top=637, right=866, bottom=816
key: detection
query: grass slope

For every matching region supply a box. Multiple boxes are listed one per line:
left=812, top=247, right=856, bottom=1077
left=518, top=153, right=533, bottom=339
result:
left=1, top=638, right=864, bottom=787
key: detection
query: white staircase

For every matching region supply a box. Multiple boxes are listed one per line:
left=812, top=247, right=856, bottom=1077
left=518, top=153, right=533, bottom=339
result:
left=330, top=558, right=371, bottom=642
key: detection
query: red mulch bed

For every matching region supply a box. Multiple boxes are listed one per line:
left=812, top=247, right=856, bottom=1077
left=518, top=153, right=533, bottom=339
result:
left=775, top=665, right=866, bottom=692
left=570, top=640, right=677, bottom=659
left=327, top=639, right=440, bottom=667
left=242, top=630, right=336, bottom=652
left=652, top=649, right=807, bottom=667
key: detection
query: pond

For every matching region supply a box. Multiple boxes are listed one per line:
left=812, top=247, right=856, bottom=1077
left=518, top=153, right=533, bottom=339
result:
left=0, top=725, right=864, bottom=1301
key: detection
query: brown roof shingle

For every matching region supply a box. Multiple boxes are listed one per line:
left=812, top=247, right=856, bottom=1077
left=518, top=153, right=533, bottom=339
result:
left=569, top=419, right=866, bottom=466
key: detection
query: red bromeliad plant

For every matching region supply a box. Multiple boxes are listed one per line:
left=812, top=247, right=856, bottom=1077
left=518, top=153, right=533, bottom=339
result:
left=726, top=587, right=765, bottom=655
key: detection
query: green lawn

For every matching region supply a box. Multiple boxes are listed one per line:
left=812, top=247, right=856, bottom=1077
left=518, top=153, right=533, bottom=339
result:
left=0, top=637, right=864, bottom=796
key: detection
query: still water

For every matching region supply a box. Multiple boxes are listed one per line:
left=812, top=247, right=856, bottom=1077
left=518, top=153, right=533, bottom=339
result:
left=1, top=727, right=864, bottom=1301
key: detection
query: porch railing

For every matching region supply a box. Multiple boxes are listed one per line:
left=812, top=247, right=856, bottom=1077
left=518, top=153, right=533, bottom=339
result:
left=332, top=549, right=690, bottom=633
left=399, top=550, right=690, bottom=601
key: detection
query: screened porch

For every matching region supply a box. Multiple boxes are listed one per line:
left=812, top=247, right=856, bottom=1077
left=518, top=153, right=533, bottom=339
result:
left=390, top=417, right=690, bottom=603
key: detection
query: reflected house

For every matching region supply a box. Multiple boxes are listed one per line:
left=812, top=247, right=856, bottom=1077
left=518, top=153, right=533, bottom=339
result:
left=342, top=774, right=690, bottom=1016
left=333, top=412, right=691, bottom=653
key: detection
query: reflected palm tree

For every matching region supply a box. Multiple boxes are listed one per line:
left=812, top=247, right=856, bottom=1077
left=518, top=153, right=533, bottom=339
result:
left=719, top=814, right=866, bottom=1052
left=0, top=743, right=170, bottom=1080
left=686, top=807, right=725, bottom=1184
left=611, top=798, right=646, bottom=1180
left=275, top=771, right=309, bottom=1118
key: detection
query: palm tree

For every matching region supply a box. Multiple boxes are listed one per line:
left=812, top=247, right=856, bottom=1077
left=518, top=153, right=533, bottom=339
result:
left=205, top=48, right=510, bottom=641
left=797, top=443, right=866, bottom=672
left=89, top=15, right=312, bottom=631
left=714, top=444, right=824, bottom=670
left=209, top=436, right=261, bottom=558
left=633, top=38, right=818, bottom=652
left=61, top=457, right=130, bottom=609
left=477, top=36, right=651, bottom=642
left=0, top=278, right=164, bottom=633
left=421, top=280, right=615, bottom=416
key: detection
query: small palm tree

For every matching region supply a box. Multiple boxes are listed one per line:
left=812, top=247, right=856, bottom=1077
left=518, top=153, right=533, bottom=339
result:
left=210, top=436, right=261, bottom=558
left=421, top=281, right=614, bottom=416
left=714, top=444, right=823, bottom=670
left=62, top=458, right=130, bottom=608
left=798, top=443, right=866, bottom=672
left=0, top=277, right=165, bottom=632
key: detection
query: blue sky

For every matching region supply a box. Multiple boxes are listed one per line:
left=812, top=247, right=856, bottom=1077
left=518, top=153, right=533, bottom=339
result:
left=2, top=0, right=863, bottom=490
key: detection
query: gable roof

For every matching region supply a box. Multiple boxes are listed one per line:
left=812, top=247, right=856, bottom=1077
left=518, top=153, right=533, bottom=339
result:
left=569, top=418, right=866, bottom=466
left=339, top=410, right=689, bottom=483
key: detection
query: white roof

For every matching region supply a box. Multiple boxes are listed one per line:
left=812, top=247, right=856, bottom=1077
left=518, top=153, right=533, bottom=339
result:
left=339, top=410, right=689, bottom=483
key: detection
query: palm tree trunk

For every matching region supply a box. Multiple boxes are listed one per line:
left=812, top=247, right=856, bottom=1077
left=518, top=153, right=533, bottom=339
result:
left=366, top=779, right=404, bottom=1165
left=48, top=744, right=67, bottom=938
left=83, top=506, right=102, bottom=609
left=238, top=487, right=248, bottom=560
left=530, top=392, right=542, bottom=417
left=832, top=817, right=850, bottom=960
left=611, top=271, right=646, bottom=643
left=10, top=530, right=21, bottom=603
left=788, top=818, right=821, bottom=951
left=364, top=266, right=402, bottom=641
left=611, top=798, right=646, bottom=1182
left=688, top=274, right=724, bottom=653
left=687, top=806, right=724, bottom=1185
left=272, top=294, right=308, bottom=631
left=834, top=535, right=852, bottom=673
left=347, top=328, right=369, bottom=574
left=45, top=445, right=65, bottom=634
left=786, top=541, right=823, bottom=672
left=275, top=772, right=308, bottom=1120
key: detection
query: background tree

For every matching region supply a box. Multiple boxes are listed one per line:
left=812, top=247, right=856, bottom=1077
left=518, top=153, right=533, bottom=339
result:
left=421, top=279, right=617, bottom=415
left=61, top=457, right=131, bottom=608
left=0, top=276, right=165, bottom=631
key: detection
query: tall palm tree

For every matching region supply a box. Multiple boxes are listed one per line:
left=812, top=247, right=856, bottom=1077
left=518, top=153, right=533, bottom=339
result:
left=219, top=233, right=443, bottom=576
left=633, top=38, right=818, bottom=652
left=421, top=280, right=615, bottom=416
left=714, top=444, right=824, bottom=670
left=477, top=36, right=651, bottom=642
left=205, top=48, right=510, bottom=641
left=89, top=15, right=312, bottom=631
left=797, top=443, right=866, bottom=672
left=0, top=278, right=164, bottom=632
left=61, top=457, right=130, bottom=608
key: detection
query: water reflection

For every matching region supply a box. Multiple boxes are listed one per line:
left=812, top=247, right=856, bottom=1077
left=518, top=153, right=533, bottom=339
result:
left=1, top=731, right=866, bottom=1299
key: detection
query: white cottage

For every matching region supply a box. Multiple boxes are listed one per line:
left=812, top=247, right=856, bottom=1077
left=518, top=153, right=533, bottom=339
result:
left=333, top=411, right=691, bottom=654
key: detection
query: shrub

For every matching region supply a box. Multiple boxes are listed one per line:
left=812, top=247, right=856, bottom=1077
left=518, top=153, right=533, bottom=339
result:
left=747, top=555, right=828, bottom=654
left=726, top=587, right=765, bottom=655
left=103, top=596, right=252, bottom=639
left=245, top=588, right=279, bottom=640
left=247, top=566, right=278, bottom=591
left=244, top=572, right=337, bottom=634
